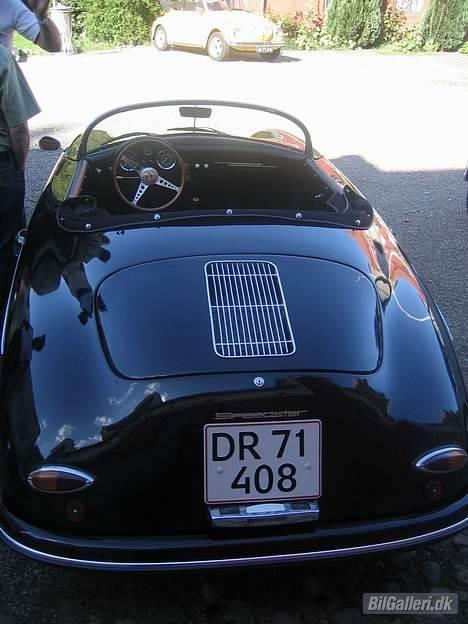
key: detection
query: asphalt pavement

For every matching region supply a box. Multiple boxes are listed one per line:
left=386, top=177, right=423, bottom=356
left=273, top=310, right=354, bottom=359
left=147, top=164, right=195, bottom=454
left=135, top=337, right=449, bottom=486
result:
left=1, top=46, right=467, bottom=623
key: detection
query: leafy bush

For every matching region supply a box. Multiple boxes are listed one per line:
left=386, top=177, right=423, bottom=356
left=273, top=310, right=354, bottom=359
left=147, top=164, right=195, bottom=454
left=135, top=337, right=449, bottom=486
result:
left=325, top=0, right=383, bottom=48
left=420, top=0, right=466, bottom=51
left=460, top=41, right=468, bottom=53
left=381, top=26, right=425, bottom=52
left=65, top=0, right=161, bottom=47
left=273, top=11, right=304, bottom=40
left=270, top=8, right=333, bottom=50
left=381, top=5, right=407, bottom=43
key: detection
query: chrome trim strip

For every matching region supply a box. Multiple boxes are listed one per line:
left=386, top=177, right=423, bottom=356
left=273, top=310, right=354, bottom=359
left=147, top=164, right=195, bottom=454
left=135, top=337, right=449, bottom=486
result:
left=213, top=162, right=278, bottom=168
left=28, top=466, right=95, bottom=494
left=1, top=513, right=467, bottom=571
left=415, top=446, right=468, bottom=473
left=210, top=501, right=319, bottom=528
left=0, top=229, right=27, bottom=355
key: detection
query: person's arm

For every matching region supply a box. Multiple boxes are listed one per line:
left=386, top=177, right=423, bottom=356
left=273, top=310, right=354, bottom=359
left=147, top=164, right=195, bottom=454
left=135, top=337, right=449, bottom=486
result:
left=9, top=122, right=30, bottom=171
left=25, top=0, right=62, bottom=52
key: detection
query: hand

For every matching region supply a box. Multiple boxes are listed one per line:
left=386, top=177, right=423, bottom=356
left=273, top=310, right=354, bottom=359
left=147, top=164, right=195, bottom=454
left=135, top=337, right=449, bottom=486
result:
left=27, top=0, right=50, bottom=20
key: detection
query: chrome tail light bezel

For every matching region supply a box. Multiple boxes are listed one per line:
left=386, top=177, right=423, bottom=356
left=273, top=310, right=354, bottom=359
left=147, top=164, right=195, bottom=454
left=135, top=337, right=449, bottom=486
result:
left=28, top=466, right=95, bottom=494
left=415, top=447, right=468, bottom=474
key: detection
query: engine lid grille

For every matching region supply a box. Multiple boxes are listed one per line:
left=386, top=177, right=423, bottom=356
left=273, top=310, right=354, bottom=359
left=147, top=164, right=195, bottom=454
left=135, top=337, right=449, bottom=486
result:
left=205, top=261, right=296, bottom=358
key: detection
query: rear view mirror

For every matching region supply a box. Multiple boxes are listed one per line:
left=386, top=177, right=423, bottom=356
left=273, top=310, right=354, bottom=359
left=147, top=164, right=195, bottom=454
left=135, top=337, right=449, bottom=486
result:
left=39, top=136, right=62, bottom=151
left=179, top=106, right=212, bottom=119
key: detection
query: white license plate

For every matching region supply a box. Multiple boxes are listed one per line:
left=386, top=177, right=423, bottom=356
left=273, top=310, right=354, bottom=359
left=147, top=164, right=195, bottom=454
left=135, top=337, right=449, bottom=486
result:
left=204, top=420, right=321, bottom=504
left=256, top=46, right=274, bottom=53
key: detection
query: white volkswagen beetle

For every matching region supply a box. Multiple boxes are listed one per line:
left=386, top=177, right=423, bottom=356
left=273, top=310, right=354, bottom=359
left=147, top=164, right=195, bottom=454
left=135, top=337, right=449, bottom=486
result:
left=152, top=0, right=284, bottom=61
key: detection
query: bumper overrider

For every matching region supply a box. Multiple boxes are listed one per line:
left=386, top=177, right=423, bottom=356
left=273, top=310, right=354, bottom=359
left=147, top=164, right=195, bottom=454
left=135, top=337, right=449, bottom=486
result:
left=1, top=495, right=468, bottom=571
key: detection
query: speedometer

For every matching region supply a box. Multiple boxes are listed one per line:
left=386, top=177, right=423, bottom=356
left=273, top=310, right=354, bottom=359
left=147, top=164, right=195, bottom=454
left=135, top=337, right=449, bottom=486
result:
left=157, top=150, right=176, bottom=170
left=120, top=151, right=139, bottom=172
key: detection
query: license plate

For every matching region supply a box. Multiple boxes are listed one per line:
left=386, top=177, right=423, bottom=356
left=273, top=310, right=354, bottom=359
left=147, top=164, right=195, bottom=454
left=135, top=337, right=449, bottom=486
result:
left=256, top=46, right=274, bottom=53
left=204, top=420, right=321, bottom=504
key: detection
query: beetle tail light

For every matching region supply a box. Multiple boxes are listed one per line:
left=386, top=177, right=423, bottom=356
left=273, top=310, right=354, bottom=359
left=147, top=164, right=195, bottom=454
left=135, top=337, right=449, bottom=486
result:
left=415, top=447, right=468, bottom=474
left=28, top=466, right=95, bottom=493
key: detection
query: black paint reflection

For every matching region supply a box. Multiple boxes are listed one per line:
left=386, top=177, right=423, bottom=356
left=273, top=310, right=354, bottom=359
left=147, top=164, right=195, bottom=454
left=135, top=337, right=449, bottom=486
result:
left=30, top=233, right=111, bottom=324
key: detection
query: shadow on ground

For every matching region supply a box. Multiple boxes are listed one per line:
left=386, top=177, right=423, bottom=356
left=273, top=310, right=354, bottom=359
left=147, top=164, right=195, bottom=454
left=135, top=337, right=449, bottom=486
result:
left=163, top=46, right=300, bottom=63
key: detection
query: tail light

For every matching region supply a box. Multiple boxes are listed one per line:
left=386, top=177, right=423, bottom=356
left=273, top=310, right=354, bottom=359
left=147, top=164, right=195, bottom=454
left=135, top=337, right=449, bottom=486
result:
left=415, top=447, right=468, bottom=474
left=28, top=466, right=95, bottom=493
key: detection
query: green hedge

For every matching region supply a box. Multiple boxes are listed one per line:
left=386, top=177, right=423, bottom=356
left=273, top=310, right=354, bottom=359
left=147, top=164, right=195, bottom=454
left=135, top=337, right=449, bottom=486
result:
left=421, top=0, right=466, bottom=50
left=325, top=0, right=383, bottom=47
left=65, top=0, right=161, bottom=46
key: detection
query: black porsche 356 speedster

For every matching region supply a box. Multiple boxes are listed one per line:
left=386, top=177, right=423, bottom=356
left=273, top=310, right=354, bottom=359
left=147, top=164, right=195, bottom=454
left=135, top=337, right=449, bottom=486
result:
left=0, top=101, right=467, bottom=570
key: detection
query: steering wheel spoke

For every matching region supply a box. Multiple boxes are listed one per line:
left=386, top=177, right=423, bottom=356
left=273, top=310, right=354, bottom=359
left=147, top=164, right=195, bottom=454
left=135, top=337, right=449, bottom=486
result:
left=133, top=182, right=149, bottom=206
left=156, top=176, right=180, bottom=193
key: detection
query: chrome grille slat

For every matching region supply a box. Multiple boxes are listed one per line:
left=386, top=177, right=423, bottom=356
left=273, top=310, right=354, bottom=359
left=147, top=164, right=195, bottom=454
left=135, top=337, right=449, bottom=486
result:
left=235, top=263, right=254, bottom=357
left=254, top=262, right=277, bottom=355
left=245, top=262, right=264, bottom=355
left=220, top=263, right=236, bottom=357
left=205, top=261, right=296, bottom=358
left=259, top=261, right=281, bottom=355
left=215, top=263, right=230, bottom=356
left=266, top=262, right=289, bottom=351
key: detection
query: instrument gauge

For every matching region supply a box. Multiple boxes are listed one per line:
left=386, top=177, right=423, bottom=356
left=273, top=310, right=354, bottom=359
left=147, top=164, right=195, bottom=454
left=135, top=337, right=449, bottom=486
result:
left=120, top=151, right=139, bottom=172
left=157, top=150, right=177, bottom=170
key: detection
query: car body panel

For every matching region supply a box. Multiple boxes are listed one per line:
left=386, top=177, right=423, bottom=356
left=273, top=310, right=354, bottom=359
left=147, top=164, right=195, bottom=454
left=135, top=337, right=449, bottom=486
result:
left=2, top=206, right=466, bottom=532
left=0, top=100, right=466, bottom=569
left=97, top=256, right=381, bottom=378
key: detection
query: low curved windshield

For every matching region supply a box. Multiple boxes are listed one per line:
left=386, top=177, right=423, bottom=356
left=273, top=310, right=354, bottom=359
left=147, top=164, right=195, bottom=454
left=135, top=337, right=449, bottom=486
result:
left=79, top=101, right=312, bottom=157
left=161, top=0, right=249, bottom=10
left=206, top=0, right=249, bottom=11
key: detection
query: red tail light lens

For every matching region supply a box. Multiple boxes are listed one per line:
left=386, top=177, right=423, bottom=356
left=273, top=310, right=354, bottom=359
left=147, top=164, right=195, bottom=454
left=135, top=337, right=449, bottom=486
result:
left=415, top=447, right=468, bottom=474
left=28, top=466, right=95, bottom=493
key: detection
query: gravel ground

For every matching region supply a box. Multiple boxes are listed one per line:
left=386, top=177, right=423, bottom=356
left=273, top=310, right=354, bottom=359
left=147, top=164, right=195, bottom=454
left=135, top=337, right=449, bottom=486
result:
left=1, top=47, right=467, bottom=623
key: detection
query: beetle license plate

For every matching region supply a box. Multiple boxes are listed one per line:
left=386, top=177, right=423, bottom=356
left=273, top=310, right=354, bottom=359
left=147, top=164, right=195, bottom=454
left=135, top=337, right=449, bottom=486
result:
left=256, top=46, right=274, bottom=53
left=204, top=421, right=321, bottom=504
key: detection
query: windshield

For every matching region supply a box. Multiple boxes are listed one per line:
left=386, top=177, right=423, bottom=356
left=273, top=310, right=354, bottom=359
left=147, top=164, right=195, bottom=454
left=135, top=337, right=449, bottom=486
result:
left=79, top=101, right=312, bottom=157
left=161, top=0, right=250, bottom=10
left=206, top=0, right=249, bottom=11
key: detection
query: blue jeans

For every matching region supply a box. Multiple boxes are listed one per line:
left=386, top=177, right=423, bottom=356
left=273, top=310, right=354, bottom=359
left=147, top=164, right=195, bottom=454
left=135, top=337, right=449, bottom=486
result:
left=0, top=154, right=25, bottom=303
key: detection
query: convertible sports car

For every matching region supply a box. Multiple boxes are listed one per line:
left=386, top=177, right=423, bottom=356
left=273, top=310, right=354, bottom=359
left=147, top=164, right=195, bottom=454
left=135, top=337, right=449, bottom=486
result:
left=0, top=101, right=467, bottom=570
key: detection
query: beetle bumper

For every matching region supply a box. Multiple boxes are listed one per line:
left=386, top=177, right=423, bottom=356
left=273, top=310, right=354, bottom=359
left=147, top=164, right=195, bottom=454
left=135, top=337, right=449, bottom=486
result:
left=1, top=496, right=468, bottom=571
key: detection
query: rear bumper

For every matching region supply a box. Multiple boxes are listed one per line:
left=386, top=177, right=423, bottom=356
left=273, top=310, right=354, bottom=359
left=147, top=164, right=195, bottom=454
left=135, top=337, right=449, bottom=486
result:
left=1, top=496, right=468, bottom=571
left=228, top=43, right=283, bottom=52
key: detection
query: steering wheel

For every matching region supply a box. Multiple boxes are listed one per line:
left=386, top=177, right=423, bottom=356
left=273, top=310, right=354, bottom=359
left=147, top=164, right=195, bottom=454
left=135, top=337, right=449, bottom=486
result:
left=113, top=137, right=185, bottom=211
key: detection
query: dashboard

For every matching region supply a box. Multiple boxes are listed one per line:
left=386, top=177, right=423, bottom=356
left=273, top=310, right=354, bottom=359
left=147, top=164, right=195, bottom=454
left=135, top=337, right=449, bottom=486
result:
left=78, top=134, right=328, bottom=214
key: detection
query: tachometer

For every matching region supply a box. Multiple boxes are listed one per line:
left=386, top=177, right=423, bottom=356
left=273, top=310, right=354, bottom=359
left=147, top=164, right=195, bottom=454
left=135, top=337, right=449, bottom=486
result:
left=157, top=149, right=177, bottom=170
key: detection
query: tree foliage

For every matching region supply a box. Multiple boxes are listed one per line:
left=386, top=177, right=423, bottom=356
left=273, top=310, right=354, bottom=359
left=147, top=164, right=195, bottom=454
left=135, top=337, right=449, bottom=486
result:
left=65, top=0, right=161, bottom=46
left=325, top=0, right=383, bottom=47
left=420, top=0, right=467, bottom=50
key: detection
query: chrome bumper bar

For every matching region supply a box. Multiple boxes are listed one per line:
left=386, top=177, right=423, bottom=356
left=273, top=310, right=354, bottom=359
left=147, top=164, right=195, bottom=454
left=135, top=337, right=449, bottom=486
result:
left=1, top=513, right=468, bottom=571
